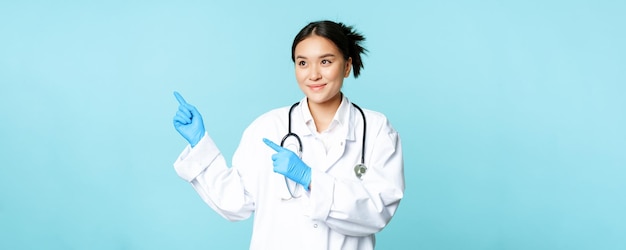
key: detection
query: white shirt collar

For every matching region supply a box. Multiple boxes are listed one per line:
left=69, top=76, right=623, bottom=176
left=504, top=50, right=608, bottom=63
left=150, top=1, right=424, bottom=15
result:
left=294, top=95, right=355, bottom=141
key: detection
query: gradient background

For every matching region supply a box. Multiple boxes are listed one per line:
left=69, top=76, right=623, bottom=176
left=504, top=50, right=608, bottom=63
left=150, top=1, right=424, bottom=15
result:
left=1, top=0, right=625, bottom=249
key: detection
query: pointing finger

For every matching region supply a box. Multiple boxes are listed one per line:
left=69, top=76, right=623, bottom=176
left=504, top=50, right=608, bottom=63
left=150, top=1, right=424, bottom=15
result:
left=263, top=138, right=283, bottom=152
left=173, top=91, right=188, bottom=105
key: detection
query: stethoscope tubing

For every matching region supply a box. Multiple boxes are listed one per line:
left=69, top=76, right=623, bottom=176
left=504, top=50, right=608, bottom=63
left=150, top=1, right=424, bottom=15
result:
left=280, top=101, right=366, bottom=165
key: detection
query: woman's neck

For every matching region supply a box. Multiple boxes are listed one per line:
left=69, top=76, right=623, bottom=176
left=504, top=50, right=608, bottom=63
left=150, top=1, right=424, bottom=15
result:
left=308, top=93, right=342, bottom=133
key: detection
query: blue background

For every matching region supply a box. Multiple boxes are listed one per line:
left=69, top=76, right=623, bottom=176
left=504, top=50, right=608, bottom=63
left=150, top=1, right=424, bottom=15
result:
left=1, top=1, right=625, bottom=249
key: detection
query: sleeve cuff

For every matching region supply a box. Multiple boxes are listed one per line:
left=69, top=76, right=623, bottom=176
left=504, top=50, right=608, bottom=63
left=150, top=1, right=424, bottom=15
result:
left=173, top=132, right=221, bottom=182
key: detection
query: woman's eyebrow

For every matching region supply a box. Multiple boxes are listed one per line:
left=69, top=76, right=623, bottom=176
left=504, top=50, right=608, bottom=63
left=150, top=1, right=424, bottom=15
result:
left=295, top=53, right=337, bottom=60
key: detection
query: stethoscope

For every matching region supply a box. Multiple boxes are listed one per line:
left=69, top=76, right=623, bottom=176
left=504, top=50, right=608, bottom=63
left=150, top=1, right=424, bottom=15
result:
left=280, top=101, right=367, bottom=200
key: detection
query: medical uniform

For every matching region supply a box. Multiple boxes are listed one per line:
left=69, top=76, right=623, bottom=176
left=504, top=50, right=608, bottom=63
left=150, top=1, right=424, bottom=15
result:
left=174, top=96, right=404, bottom=250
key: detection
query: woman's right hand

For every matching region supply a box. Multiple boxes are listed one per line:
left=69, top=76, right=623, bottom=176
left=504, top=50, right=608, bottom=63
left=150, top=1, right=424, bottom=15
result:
left=173, top=91, right=206, bottom=147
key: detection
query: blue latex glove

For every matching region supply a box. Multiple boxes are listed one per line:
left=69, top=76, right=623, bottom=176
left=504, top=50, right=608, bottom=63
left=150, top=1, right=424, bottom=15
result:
left=173, top=91, right=205, bottom=147
left=263, top=138, right=312, bottom=191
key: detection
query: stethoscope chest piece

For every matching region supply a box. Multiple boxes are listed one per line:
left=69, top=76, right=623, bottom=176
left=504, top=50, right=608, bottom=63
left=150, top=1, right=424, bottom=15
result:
left=354, top=163, right=367, bottom=179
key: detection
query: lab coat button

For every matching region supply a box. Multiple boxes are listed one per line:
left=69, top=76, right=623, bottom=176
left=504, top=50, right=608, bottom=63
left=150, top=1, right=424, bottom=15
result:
left=313, top=224, right=318, bottom=228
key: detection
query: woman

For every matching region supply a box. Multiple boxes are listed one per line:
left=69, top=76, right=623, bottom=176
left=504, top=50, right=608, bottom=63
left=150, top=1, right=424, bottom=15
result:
left=172, top=20, right=404, bottom=250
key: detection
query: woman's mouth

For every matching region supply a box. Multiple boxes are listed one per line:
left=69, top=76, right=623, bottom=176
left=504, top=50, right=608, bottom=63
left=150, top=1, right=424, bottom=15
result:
left=309, top=84, right=327, bottom=91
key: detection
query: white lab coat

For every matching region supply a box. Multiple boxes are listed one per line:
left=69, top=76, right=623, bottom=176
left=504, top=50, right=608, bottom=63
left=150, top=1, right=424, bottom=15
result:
left=173, top=96, right=404, bottom=250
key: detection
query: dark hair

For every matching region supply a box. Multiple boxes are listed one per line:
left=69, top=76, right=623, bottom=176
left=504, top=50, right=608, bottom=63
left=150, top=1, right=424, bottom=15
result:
left=291, top=20, right=368, bottom=78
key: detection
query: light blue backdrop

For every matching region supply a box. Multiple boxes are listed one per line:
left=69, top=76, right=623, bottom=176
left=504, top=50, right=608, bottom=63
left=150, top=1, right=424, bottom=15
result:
left=1, top=0, right=624, bottom=249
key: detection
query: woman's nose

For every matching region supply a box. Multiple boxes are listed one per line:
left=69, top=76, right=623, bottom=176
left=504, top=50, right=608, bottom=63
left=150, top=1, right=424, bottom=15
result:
left=309, top=66, right=322, bottom=81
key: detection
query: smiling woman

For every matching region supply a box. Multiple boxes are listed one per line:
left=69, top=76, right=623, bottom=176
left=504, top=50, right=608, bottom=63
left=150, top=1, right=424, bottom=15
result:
left=292, top=21, right=367, bottom=132
left=2, top=1, right=625, bottom=249
left=172, top=20, right=405, bottom=250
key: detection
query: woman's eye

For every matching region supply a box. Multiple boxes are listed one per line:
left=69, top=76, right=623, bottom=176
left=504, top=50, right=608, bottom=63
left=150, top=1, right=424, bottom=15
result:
left=321, top=59, right=331, bottom=64
left=298, top=61, right=307, bottom=66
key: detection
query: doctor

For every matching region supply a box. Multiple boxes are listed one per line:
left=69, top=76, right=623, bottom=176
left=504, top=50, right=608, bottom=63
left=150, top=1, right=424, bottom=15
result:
left=172, top=20, right=404, bottom=250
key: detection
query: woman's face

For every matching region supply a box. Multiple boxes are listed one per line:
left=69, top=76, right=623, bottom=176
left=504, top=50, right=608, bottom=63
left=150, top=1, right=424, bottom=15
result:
left=294, top=35, right=352, bottom=107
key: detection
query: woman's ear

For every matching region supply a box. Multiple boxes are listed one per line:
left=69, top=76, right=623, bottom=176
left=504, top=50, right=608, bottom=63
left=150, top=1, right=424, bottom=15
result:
left=344, top=57, right=353, bottom=78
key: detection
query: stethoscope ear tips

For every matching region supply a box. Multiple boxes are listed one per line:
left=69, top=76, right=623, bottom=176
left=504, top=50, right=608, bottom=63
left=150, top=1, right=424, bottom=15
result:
left=354, top=164, right=367, bottom=179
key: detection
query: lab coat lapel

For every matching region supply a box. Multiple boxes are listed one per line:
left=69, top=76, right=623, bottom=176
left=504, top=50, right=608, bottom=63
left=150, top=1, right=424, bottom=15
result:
left=290, top=101, right=315, bottom=164
left=291, top=104, right=312, bottom=141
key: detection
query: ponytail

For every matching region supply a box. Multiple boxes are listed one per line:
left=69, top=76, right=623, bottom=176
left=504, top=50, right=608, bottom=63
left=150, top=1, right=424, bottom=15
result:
left=338, top=23, right=367, bottom=78
left=292, top=20, right=368, bottom=78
